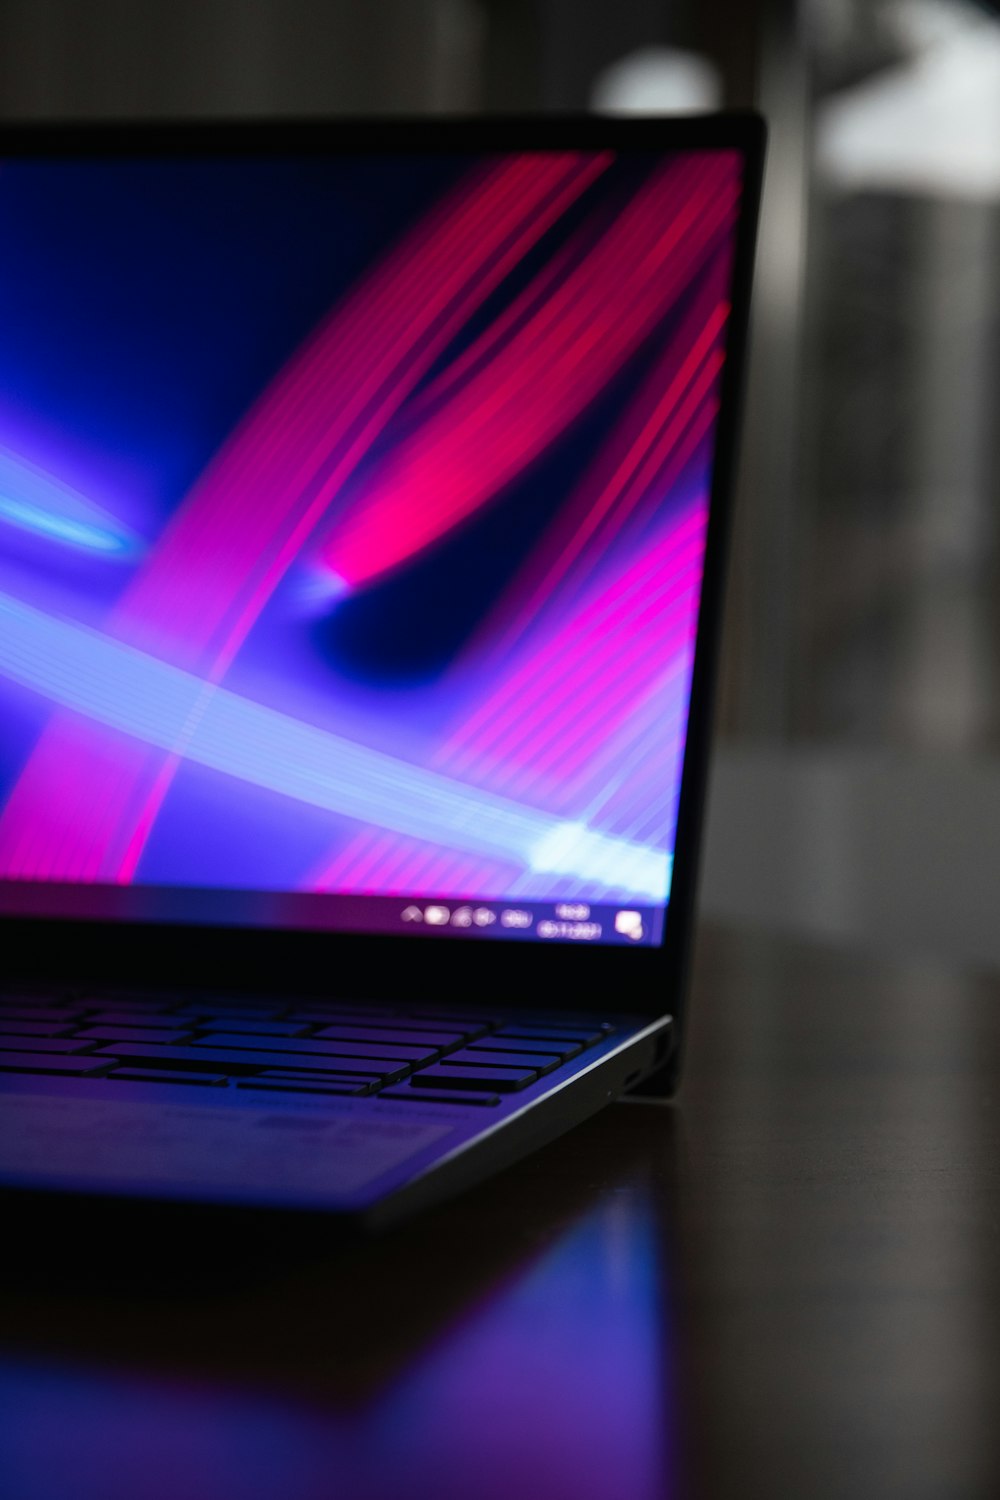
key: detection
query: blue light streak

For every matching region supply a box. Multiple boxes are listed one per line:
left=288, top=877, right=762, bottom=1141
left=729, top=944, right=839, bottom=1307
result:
left=0, top=590, right=670, bottom=899
left=0, top=447, right=140, bottom=558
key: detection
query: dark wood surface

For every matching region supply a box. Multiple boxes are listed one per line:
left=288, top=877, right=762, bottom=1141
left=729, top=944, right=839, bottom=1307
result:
left=3, top=925, right=1000, bottom=1500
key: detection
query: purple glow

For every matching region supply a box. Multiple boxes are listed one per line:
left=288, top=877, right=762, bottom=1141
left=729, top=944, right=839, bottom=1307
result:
left=0, top=147, right=745, bottom=943
left=0, top=1187, right=672, bottom=1499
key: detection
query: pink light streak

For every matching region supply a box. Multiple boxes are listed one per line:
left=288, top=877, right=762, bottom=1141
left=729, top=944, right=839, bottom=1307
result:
left=313, top=505, right=707, bottom=897
left=319, top=157, right=740, bottom=590
left=304, top=211, right=738, bottom=901
left=446, top=514, right=707, bottom=771
left=0, top=153, right=611, bottom=883
left=497, top=596, right=702, bottom=802
left=465, top=271, right=732, bottom=671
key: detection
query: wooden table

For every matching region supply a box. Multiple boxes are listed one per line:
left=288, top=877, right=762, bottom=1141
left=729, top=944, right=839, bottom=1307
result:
left=2, top=926, right=999, bottom=1500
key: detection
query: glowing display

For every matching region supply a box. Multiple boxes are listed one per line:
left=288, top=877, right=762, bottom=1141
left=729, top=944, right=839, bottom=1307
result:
left=0, top=146, right=743, bottom=943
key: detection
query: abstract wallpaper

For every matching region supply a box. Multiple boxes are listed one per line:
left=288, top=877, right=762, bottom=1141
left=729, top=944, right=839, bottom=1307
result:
left=0, top=147, right=743, bottom=941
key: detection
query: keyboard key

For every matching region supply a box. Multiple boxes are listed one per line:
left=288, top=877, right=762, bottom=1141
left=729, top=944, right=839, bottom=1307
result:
left=86, top=1011, right=182, bottom=1029
left=196, top=1020, right=313, bottom=1038
left=311, top=1026, right=463, bottom=1052
left=172, top=1005, right=286, bottom=1023
left=106, top=1068, right=229, bottom=1087
left=378, top=1087, right=501, bottom=1107
left=0, top=1019, right=75, bottom=1038
left=494, top=1026, right=607, bottom=1048
left=96, top=1043, right=411, bottom=1082
left=512, top=1015, right=614, bottom=1030
left=0, top=1050, right=113, bottom=1075
left=0, top=1036, right=92, bottom=1053
left=75, top=1027, right=194, bottom=1045
left=192, top=1034, right=437, bottom=1063
left=325, top=1016, right=492, bottom=1040
left=236, top=1080, right=368, bottom=1098
left=498, top=1019, right=609, bottom=1031
left=410, top=1064, right=537, bottom=1092
left=410, top=1011, right=497, bottom=1033
left=0, top=1007, right=86, bottom=1025
left=468, top=1037, right=580, bottom=1060
left=442, top=1048, right=561, bottom=1076
left=283, top=1004, right=399, bottom=1022
left=257, top=1067, right=382, bottom=1087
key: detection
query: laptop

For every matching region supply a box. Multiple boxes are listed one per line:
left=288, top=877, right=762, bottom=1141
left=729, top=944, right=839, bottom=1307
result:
left=0, top=114, right=763, bottom=1227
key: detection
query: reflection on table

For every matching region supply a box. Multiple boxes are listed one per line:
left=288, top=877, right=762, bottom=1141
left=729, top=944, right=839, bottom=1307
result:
left=4, top=926, right=1000, bottom=1500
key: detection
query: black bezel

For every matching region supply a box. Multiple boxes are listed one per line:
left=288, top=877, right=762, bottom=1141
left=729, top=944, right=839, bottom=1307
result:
left=0, top=114, right=765, bottom=1052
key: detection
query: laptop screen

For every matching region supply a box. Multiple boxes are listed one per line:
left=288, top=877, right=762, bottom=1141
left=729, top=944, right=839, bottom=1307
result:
left=0, top=140, right=745, bottom=948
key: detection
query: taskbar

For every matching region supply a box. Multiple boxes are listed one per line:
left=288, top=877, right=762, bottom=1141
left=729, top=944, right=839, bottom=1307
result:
left=0, top=880, right=666, bottom=947
left=387, top=897, right=664, bottom=946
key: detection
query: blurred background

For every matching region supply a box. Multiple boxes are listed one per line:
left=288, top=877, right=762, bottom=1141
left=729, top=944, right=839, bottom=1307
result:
left=1, top=0, right=997, bottom=967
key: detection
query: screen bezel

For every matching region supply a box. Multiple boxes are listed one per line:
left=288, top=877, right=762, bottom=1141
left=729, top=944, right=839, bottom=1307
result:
left=0, top=112, right=765, bottom=1022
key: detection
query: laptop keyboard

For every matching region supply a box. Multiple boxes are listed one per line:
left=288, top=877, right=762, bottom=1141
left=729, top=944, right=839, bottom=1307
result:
left=0, top=991, right=619, bottom=1108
